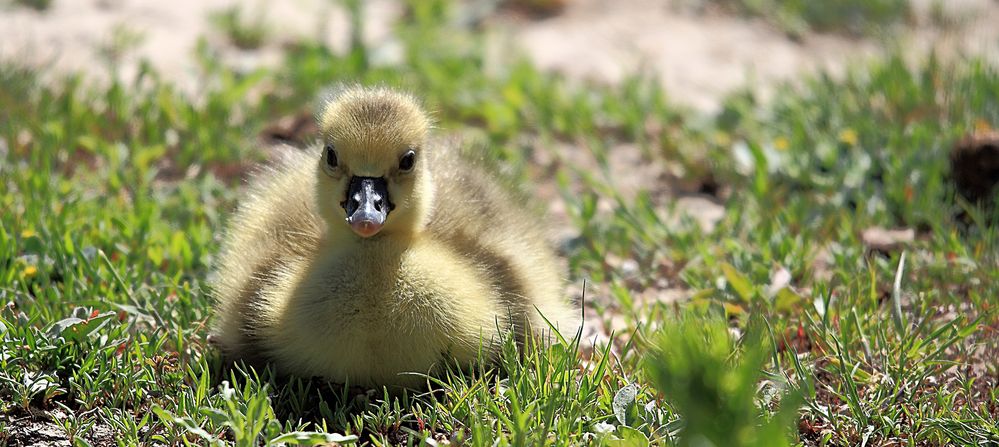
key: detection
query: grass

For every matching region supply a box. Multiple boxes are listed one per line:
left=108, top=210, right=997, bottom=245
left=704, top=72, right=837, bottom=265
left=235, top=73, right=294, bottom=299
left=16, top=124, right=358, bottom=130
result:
left=11, top=0, right=53, bottom=12
left=209, top=5, right=271, bottom=51
left=706, top=0, right=911, bottom=38
left=1, top=0, right=997, bottom=445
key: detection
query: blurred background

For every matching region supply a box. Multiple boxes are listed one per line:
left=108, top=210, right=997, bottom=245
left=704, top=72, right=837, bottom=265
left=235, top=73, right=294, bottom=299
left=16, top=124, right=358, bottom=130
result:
left=3, top=0, right=998, bottom=112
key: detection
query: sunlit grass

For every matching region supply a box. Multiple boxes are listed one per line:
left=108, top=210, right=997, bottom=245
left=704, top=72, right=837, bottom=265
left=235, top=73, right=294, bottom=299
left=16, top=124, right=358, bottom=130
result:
left=1, top=0, right=997, bottom=445
left=707, top=0, right=911, bottom=38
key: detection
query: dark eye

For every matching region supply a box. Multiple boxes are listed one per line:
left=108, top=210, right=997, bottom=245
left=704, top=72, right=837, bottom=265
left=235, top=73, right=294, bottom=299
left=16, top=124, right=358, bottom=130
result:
left=399, top=150, right=416, bottom=172
left=324, top=144, right=338, bottom=169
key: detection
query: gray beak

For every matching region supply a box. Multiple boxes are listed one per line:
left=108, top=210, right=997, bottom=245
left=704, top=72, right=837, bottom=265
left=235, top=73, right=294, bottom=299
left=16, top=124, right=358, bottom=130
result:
left=343, top=176, right=392, bottom=237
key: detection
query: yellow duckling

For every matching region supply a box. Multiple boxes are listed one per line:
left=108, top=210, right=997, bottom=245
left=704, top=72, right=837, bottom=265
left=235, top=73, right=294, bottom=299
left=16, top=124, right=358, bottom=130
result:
left=211, top=86, right=579, bottom=388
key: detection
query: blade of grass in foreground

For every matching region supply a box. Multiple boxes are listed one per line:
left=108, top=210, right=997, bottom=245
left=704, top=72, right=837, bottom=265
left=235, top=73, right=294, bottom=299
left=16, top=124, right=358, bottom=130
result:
left=644, top=313, right=801, bottom=447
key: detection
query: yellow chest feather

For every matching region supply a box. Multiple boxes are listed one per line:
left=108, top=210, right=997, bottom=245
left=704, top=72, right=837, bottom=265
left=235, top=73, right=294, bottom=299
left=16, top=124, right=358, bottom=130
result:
left=258, top=238, right=504, bottom=387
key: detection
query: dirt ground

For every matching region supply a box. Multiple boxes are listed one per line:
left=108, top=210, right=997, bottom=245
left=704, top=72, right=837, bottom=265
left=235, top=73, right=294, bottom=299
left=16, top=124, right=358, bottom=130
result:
left=499, top=0, right=999, bottom=111
left=3, top=0, right=998, bottom=112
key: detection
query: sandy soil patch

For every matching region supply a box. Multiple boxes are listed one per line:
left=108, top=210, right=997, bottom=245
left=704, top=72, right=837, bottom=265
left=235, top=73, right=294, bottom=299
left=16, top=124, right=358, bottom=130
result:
left=0, top=0, right=401, bottom=91
left=499, top=0, right=999, bottom=111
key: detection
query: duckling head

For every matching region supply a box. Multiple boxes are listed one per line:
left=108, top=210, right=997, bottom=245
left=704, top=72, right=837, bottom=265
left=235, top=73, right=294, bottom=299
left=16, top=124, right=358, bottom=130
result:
left=315, top=86, right=434, bottom=239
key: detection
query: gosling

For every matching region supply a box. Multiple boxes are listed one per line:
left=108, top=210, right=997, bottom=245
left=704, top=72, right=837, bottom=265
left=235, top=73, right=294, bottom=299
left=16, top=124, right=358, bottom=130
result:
left=210, top=86, right=579, bottom=388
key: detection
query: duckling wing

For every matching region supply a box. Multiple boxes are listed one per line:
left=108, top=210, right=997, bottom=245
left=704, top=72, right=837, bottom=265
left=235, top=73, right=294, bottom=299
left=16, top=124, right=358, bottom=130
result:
left=211, top=148, right=324, bottom=363
left=426, top=150, right=580, bottom=341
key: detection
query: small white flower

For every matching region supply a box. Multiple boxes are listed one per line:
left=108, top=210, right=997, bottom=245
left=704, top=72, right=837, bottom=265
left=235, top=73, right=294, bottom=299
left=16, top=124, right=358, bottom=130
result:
left=593, top=421, right=616, bottom=435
